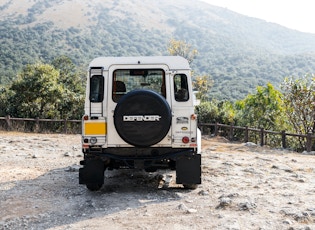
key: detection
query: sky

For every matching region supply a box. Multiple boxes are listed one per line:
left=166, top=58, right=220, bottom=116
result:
left=200, top=0, right=315, bottom=34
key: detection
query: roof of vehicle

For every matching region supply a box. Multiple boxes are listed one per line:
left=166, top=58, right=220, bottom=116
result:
left=89, top=56, right=190, bottom=70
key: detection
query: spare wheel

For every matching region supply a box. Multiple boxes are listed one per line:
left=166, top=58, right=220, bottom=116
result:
left=114, top=90, right=171, bottom=147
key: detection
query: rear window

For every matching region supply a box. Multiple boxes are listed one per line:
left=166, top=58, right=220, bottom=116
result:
left=112, top=69, right=166, bottom=102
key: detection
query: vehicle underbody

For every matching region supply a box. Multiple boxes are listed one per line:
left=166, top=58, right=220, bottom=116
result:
left=79, top=147, right=201, bottom=190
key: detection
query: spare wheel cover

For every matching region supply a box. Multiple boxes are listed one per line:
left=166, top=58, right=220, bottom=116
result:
left=114, top=90, right=171, bottom=147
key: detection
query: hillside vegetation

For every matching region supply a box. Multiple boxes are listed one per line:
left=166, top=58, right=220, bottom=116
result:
left=1, top=0, right=315, bottom=100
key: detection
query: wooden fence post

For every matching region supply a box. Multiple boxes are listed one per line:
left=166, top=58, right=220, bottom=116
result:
left=35, top=117, right=40, bottom=132
left=281, top=130, right=286, bottom=149
left=214, top=122, right=219, bottom=136
left=260, top=128, right=264, bottom=146
left=244, top=126, right=249, bottom=142
left=64, top=119, right=68, bottom=134
left=200, top=125, right=205, bottom=135
left=306, top=132, right=312, bottom=152
left=229, top=124, right=234, bottom=140
left=5, top=115, right=11, bottom=131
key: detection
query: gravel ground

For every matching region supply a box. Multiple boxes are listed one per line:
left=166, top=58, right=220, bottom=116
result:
left=0, top=132, right=315, bottom=230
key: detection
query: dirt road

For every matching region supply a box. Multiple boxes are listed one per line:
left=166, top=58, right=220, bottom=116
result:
left=0, top=132, right=314, bottom=229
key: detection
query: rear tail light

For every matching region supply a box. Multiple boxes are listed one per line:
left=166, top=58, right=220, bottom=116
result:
left=83, top=115, right=89, bottom=120
left=182, top=136, right=189, bottom=143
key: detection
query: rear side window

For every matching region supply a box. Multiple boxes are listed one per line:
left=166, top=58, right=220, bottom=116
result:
left=90, top=75, right=104, bottom=102
left=174, top=74, right=189, bottom=102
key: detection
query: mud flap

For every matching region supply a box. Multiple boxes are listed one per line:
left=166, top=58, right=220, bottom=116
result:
left=176, top=154, right=201, bottom=185
left=79, top=159, right=105, bottom=185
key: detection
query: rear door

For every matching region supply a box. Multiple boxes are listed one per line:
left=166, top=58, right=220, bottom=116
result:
left=107, top=64, right=173, bottom=147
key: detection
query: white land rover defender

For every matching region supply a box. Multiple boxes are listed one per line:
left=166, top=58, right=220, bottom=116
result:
left=79, top=56, right=201, bottom=191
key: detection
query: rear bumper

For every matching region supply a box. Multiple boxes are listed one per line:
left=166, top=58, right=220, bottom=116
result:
left=80, top=147, right=201, bottom=185
left=83, top=146, right=196, bottom=160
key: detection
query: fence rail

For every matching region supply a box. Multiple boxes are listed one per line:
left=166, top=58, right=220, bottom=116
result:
left=199, top=123, right=315, bottom=152
left=0, top=115, right=81, bottom=134
left=0, top=116, right=314, bottom=152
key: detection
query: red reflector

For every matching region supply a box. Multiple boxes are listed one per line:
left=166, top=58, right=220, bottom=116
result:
left=182, top=136, right=189, bottom=143
left=191, top=114, right=197, bottom=120
left=83, top=115, right=89, bottom=120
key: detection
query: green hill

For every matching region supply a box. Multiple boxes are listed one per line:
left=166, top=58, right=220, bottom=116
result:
left=1, top=0, right=315, bottom=100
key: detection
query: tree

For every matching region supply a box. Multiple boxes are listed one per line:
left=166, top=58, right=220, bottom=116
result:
left=8, top=63, right=62, bottom=118
left=195, top=101, right=220, bottom=124
left=51, top=56, right=85, bottom=119
left=167, top=39, right=213, bottom=101
left=51, top=55, right=75, bottom=80
left=4, top=58, right=85, bottom=119
left=0, top=87, right=12, bottom=116
left=218, top=101, right=236, bottom=124
left=167, top=38, right=198, bottom=64
left=195, top=100, right=236, bottom=124
left=281, top=75, right=315, bottom=135
left=235, top=83, right=286, bottom=130
left=193, top=75, right=213, bottom=102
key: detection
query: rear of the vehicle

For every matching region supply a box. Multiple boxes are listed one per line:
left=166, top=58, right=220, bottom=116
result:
left=79, top=56, right=201, bottom=191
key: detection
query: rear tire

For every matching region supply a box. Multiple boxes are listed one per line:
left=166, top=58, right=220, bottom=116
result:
left=183, top=184, right=198, bottom=190
left=86, top=183, right=103, bottom=191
